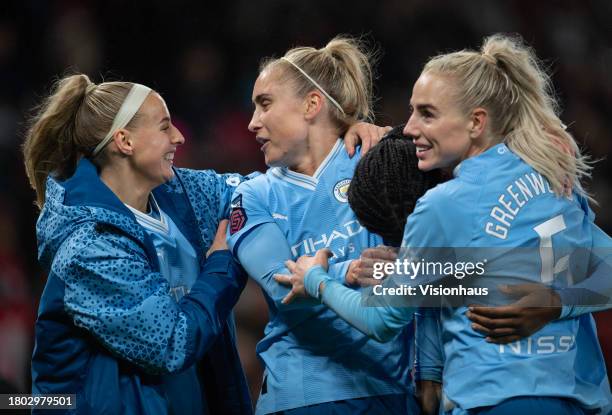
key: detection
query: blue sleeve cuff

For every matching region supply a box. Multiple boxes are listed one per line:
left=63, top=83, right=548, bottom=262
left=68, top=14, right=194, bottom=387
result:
left=414, top=368, right=443, bottom=383
left=204, top=250, right=233, bottom=272
left=304, top=265, right=333, bottom=300
left=327, top=260, right=352, bottom=285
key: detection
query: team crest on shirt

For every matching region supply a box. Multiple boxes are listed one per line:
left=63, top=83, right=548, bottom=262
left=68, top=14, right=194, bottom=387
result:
left=333, top=179, right=351, bottom=203
left=230, top=194, right=248, bottom=235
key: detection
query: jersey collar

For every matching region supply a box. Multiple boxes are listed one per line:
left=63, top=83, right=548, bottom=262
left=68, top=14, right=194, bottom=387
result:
left=453, top=143, right=512, bottom=179
left=124, top=193, right=170, bottom=234
left=271, top=138, right=343, bottom=190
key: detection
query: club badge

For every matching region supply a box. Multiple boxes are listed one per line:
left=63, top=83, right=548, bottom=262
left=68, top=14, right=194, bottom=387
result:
left=333, top=179, right=351, bottom=203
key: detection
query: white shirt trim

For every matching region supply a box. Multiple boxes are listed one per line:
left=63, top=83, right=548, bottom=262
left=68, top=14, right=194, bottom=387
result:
left=270, top=139, right=343, bottom=191
left=125, top=194, right=169, bottom=234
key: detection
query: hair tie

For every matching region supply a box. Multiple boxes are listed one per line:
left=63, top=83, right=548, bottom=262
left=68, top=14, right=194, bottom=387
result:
left=85, top=83, right=97, bottom=95
left=481, top=53, right=497, bottom=65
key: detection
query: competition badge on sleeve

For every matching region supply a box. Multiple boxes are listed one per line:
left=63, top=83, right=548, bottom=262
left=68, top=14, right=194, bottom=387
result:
left=230, top=194, right=248, bottom=235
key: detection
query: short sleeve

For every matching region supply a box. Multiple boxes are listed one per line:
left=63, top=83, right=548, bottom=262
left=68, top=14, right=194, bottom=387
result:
left=227, top=179, right=275, bottom=254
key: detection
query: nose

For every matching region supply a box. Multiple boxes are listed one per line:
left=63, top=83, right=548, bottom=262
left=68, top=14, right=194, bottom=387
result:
left=403, top=111, right=419, bottom=138
left=248, top=109, right=262, bottom=133
left=171, top=124, right=185, bottom=145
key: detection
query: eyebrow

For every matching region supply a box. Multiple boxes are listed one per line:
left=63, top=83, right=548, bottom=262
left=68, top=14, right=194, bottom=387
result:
left=414, top=103, right=438, bottom=112
left=253, top=93, right=272, bottom=105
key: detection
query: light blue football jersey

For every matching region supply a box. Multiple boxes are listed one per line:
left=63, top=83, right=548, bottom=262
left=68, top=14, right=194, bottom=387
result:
left=126, top=196, right=204, bottom=415
left=126, top=195, right=200, bottom=301
left=404, top=143, right=611, bottom=411
left=305, top=143, right=611, bottom=412
left=228, top=140, right=412, bottom=414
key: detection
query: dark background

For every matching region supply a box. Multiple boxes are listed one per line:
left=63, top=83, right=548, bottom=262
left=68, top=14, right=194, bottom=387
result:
left=0, top=0, right=610, bottom=401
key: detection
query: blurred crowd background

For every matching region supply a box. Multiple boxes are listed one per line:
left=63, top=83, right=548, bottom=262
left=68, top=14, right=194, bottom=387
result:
left=0, top=0, right=610, bottom=402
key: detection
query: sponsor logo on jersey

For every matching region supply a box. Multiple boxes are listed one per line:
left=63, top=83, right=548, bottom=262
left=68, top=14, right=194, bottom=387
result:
left=290, top=219, right=364, bottom=257
left=333, top=179, right=351, bottom=203
left=230, top=194, right=247, bottom=234
left=498, top=335, right=575, bottom=355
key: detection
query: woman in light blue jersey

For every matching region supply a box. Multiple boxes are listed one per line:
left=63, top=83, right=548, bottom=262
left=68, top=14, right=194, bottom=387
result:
left=227, top=36, right=438, bottom=414
left=277, top=34, right=612, bottom=415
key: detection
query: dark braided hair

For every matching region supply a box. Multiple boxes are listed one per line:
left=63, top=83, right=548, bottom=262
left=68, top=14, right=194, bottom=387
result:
left=348, top=125, right=446, bottom=246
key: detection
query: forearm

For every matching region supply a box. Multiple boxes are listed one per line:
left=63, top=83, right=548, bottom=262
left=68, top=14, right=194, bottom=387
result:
left=414, top=308, right=443, bottom=383
left=414, top=308, right=443, bottom=415
left=416, top=380, right=442, bottom=415
left=236, top=223, right=320, bottom=310
left=305, top=266, right=414, bottom=342
left=328, top=260, right=353, bottom=284
left=179, top=250, right=247, bottom=368
left=65, top=253, right=244, bottom=374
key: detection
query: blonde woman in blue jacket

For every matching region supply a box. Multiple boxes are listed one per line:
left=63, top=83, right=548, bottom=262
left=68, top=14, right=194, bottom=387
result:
left=24, top=74, right=253, bottom=414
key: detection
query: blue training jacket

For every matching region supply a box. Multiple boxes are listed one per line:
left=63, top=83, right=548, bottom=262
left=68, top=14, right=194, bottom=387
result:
left=31, top=158, right=253, bottom=415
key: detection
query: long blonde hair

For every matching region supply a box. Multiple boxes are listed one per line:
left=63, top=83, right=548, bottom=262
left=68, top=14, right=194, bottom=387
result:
left=423, top=33, right=592, bottom=198
left=260, top=35, right=376, bottom=133
left=23, top=74, right=142, bottom=208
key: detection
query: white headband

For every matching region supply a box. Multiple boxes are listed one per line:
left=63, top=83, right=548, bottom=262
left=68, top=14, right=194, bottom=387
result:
left=280, top=57, right=345, bottom=115
left=91, top=83, right=152, bottom=157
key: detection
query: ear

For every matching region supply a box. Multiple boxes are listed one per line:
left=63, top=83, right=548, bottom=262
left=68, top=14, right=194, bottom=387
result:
left=303, top=90, right=324, bottom=121
left=112, top=128, right=134, bottom=156
left=469, top=107, right=488, bottom=139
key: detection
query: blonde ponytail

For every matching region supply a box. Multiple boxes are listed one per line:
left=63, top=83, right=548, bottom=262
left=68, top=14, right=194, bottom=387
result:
left=423, top=33, right=592, bottom=199
left=23, top=74, right=140, bottom=208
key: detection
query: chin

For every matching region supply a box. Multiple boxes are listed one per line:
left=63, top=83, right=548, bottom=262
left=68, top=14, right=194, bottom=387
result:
left=264, top=149, right=290, bottom=168
left=265, top=155, right=283, bottom=168
left=417, top=159, right=434, bottom=172
left=161, top=169, right=175, bottom=183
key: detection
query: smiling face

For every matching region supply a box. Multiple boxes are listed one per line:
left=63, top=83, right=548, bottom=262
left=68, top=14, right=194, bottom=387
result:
left=128, top=93, right=185, bottom=187
left=248, top=67, right=310, bottom=168
left=403, top=73, right=474, bottom=172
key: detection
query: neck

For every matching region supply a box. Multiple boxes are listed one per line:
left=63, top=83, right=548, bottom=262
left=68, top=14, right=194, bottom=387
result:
left=289, top=125, right=339, bottom=176
left=100, top=162, right=152, bottom=213
left=457, top=135, right=502, bottom=167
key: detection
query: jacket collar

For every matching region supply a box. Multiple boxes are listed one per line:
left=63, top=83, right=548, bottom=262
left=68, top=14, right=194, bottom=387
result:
left=59, top=157, right=161, bottom=267
left=62, top=157, right=135, bottom=218
left=60, top=157, right=207, bottom=267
